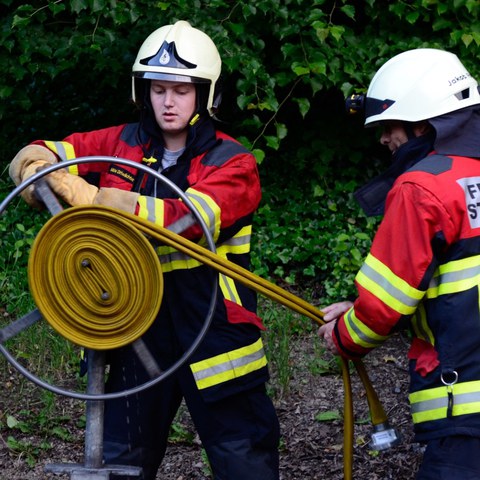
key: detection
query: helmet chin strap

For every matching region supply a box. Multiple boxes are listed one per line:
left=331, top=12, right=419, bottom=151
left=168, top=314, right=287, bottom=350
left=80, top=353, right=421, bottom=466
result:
left=402, top=121, right=417, bottom=140
left=194, top=83, right=210, bottom=117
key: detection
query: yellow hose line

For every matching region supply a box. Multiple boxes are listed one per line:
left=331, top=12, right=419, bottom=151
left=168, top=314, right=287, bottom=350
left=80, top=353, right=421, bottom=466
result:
left=341, top=358, right=354, bottom=480
left=353, top=361, right=388, bottom=425
left=28, top=205, right=387, bottom=477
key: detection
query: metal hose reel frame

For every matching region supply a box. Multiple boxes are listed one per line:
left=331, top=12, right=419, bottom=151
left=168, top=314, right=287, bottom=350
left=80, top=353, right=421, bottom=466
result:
left=0, top=156, right=219, bottom=401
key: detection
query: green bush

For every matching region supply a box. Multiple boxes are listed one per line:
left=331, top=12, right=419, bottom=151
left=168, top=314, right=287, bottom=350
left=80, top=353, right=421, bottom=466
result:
left=1, top=0, right=479, bottom=306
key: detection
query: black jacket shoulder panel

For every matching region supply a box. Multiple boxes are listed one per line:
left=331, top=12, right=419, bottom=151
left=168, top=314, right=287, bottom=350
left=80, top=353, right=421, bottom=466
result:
left=120, top=123, right=141, bottom=147
left=201, top=139, right=249, bottom=167
left=407, top=154, right=453, bottom=176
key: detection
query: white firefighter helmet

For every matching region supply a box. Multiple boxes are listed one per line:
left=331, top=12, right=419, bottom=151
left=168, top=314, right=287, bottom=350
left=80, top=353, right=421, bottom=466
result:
left=132, top=20, right=221, bottom=115
left=365, top=48, right=480, bottom=126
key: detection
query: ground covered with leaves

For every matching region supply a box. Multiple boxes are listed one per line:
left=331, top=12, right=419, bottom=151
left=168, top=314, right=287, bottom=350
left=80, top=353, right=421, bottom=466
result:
left=0, top=332, right=423, bottom=479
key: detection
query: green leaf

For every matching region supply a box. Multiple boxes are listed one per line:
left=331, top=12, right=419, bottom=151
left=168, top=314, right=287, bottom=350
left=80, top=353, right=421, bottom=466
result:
left=328, top=201, right=338, bottom=212
left=12, top=15, right=30, bottom=28
left=309, top=61, right=327, bottom=76
left=252, top=148, right=265, bottom=164
left=291, top=63, right=310, bottom=76
left=237, top=94, right=252, bottom=111
left=329, top=25, right=345, bottom=42
left=466, top=0, right=479, bottom=13
left=50, top=2, right=66, bottom=15
left=340, top=5, right=356, bottom=20
left=461, top=33, right=474, bottom=47
left=315, top=26, right=330, bottom=42
left=71, top=0, right=88, bottom=13
left=0, top=86, right=13, bottom=99
left=293, top=97, right=311, bottom=118
left=313, top=185, right=325, bottom=197
left=315, top=410, right=342, bottom=422
left=472, top=32, right=480, bottom=46
left=265, top=135, right=280, bottom=150
left=228, top=23, right=245, bottom=35
left=91, top=0, right=107, bottom=12
left=276, top=122, right=287, bottom=140
left=432, top=18, right=452, bottom=31
left=7, top=415, right=18, bottom=428
left=437, top=2, right=449, bottom=14
left=406, top=11, right=420, bottom=24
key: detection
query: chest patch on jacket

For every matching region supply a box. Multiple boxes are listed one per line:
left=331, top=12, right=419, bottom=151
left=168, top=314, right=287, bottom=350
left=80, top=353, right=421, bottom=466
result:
left=457, top=176, right=480, bottom=229
left=108, top=165, right=135, bottom=184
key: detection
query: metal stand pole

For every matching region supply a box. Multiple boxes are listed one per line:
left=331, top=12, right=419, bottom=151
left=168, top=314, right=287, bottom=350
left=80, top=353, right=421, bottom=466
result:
left=45, top=350, right=142, bottom=479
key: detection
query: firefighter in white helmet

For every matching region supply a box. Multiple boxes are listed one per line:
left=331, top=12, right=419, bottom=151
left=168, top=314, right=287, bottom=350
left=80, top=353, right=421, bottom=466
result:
left=10, top=21, right=280, bottom=480
left=320, top=48, right=480, bottom=479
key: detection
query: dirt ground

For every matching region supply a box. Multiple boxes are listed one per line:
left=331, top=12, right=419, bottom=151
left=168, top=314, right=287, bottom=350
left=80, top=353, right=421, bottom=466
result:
left=0, top=332, right=422, bottom=479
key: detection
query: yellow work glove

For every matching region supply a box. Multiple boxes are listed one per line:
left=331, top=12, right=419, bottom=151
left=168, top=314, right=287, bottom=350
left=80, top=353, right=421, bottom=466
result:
left=94, top=186, right=140, bottom=214
left=9, top=145, right=58, bottom=209
left=45, top=169, right=140, bottom=214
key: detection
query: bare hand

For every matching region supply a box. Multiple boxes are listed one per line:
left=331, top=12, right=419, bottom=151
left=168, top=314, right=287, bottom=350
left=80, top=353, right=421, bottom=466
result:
left=321, top=301, right=353, bottom=322
left=318, top=301, right=354, bottom=355
left=318, top=321, right=338, bottom=354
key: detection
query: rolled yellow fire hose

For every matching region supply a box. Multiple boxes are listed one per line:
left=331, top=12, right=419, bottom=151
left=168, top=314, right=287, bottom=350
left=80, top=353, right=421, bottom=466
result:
left=28, top=208, right=163, bottom=350
left=28, top=205, right=388, bottom=480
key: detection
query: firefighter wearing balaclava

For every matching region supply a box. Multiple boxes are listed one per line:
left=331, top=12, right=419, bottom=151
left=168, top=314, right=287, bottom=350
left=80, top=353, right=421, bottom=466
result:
left=9, top=21, right=280, bottom=480
left=319, top=48, right=480, bottom=479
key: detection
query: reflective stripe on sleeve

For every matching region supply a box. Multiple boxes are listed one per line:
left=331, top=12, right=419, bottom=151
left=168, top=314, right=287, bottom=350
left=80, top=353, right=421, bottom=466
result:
left=190, top=338, right=267, bottom=390
left=356, top=254, right=424, bottom=315
left=137, top=196, right=164, bottom=226
left=343, top=307, right=388, bottom=349
left=185, top=188, right=221, bottom=243
left=44, top=141, right=77, bottom=173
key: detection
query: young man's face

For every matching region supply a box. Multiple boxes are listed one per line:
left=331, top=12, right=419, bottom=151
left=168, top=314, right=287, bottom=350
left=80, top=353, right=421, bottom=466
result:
left=150, top=80, right=196, bottom=143
left=379, top=121, right=410, bottom=154
left=379, top=120, right=429, bottom=155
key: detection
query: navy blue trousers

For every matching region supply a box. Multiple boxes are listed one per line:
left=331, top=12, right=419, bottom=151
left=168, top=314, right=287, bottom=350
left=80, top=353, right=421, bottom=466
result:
left=416, top=436, right=480, bottom=480
left=103, top=348, right=280, bottom=480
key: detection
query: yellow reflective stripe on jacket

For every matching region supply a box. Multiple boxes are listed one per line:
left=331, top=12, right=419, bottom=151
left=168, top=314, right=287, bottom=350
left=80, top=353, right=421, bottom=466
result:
left=157, top=226, right=252, bottom=273
left=185, top=188, right=221, bottom=243
left=411, top=303, right=435, bottom=345
left=217, top=226, right=252, bottom=256
left=356, top=254, right=424, bottom=315
left=190, top=338, right=267, bottom=390
left=219, top=273, right=242, bottom=304
left=344, top=307, right=388, bottom=348
left=427, top=255, right=480, bottom=299
left=216, top=227, right=252, bottom=305
left=44, top=141, right=78, bottom=173
left=137, top=196, right=165, bottom=226
left=410, top=380, right=480, bottom=423
left=157, top=249, right=202, bottom=272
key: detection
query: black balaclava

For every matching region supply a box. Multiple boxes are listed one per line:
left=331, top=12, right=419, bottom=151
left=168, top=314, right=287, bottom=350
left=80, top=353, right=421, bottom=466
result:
left=429, top=105, right=480, bottom=158
left=355, top=104, right=480, bottom=217
left=354, top=126, right=435, bottom=217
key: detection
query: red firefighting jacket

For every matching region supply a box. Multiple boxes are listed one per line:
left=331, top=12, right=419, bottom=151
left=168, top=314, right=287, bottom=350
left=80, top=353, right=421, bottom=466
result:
left=32, top=120, right=269, bottom=402
left=333, top=154, right=480, bottom=441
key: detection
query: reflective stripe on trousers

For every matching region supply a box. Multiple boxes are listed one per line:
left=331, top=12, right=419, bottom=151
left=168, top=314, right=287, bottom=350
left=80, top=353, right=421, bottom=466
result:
left=410, top=380, right=480, bottom=423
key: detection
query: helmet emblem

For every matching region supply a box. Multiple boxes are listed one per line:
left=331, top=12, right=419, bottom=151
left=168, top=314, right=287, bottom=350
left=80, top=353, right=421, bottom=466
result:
left=159, top=49, right=170, bottom=65
left=140, top=41, right=196, bottom=69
